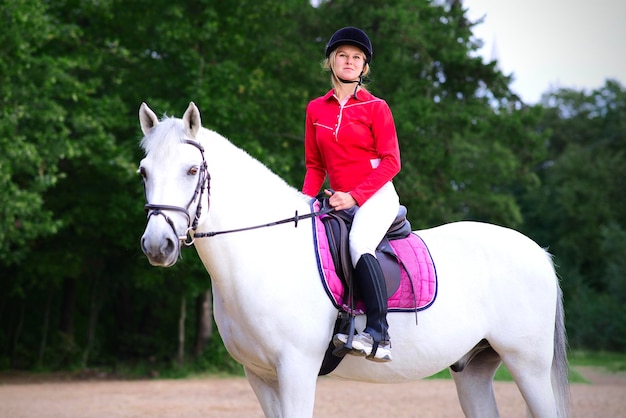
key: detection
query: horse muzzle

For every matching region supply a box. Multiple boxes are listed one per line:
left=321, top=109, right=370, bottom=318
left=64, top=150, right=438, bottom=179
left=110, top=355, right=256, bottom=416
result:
left=141, top=236, right=180, bottom=267
left=141, top=217, right=182, bottom=267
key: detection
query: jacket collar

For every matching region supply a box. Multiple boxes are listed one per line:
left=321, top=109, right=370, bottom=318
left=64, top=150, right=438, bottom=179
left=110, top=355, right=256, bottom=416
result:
left=323, top=88, right=372, bottom=103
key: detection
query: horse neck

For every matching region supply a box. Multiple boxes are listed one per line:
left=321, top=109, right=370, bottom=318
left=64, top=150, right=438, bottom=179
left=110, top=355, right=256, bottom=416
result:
left=193, top=129, right=314, bottom=288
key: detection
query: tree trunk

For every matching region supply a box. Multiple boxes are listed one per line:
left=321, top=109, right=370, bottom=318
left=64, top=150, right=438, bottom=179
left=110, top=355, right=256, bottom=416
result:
left=0, top=288, right=7, bottom=324
left=37, top=291, right=53, bottom=367
left=177, top=294, right=186, bottom=367
left=194, top=289, right=213, bottom=358
left=10, top=300, right=25, bottom=368
left=58, top=277, right=77, bottom=366
left=59, top=277, right=76, bottom=337
left=82, top=275, right=102, bottom=368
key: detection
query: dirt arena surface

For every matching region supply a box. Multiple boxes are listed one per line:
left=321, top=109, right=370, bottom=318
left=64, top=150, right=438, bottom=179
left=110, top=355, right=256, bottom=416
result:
left=1, top=367, right=624, bottom=417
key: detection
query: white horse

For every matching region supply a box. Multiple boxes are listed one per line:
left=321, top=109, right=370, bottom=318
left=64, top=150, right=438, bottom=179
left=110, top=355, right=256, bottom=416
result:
left=138, top=102, right=571, bottom=418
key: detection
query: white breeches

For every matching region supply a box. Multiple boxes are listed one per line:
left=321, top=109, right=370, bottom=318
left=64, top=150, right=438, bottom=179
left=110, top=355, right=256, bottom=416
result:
left=349, top=182, right=400, bottom=267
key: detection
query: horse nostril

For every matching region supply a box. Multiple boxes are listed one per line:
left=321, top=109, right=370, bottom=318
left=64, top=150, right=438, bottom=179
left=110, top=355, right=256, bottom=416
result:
left=141, top=237, right=149, bottom=255
left=163, top=237, right=176, bottom=256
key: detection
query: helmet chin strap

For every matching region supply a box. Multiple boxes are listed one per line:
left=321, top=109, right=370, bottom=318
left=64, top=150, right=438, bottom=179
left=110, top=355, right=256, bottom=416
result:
left=336, top=73, right=363, bottom=99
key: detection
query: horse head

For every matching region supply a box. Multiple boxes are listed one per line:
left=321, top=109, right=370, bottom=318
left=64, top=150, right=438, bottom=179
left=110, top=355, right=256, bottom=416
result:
left=138, top=102, right=210, bottom=266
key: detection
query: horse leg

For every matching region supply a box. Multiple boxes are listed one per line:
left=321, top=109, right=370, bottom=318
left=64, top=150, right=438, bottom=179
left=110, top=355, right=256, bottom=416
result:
left=245, top=362, right=319, bottom=418
left=245, top=367, right=281, bottom=417
left=450, top=347, right=502, bottom=418
left=501, top=352, right=558, bottom=418
left=500, top=289, right=569, bottom=418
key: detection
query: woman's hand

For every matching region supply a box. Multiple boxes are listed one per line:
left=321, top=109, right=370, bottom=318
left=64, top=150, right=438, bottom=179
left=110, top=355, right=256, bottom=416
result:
left=325, top=189, right=357, bottom=211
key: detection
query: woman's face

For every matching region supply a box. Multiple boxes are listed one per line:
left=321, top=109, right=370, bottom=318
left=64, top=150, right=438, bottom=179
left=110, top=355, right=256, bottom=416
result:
left=333, top=45, right=366, bottom=81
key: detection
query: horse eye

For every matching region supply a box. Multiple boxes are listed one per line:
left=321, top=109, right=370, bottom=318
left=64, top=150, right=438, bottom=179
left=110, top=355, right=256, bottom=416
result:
left=188, top=166, right=199, bottom=175
left=138, top=166, right=147, bottom=179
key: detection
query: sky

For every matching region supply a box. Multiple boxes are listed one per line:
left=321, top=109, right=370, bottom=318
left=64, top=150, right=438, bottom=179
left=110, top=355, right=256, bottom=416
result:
left=462, top=0, right=626, bottom=104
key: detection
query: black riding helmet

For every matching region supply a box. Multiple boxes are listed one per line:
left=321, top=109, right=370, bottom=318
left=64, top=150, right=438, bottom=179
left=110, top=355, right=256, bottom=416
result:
left=325, top=27, right=372, bottom=64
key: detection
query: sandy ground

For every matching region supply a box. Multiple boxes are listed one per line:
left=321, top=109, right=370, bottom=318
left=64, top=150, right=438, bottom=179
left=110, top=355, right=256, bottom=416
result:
left=0, top=367, right=625, bottom=417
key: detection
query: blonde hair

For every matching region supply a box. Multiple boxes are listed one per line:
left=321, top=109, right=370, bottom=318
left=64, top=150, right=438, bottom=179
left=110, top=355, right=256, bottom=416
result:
left=323, top=49, right=370, bottom=93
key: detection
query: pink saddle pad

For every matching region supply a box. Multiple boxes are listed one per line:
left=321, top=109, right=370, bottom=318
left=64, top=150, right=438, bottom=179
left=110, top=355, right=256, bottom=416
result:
left=311, top=206, right=437, bottom=314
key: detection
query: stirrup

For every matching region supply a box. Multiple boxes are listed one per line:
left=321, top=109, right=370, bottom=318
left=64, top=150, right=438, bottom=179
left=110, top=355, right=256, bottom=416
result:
left=331, top=314, right=357, bottom=357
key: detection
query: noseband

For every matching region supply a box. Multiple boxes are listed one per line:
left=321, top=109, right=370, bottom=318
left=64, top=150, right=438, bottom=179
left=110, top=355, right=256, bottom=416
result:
left=144, top=139, right=209, bottom=246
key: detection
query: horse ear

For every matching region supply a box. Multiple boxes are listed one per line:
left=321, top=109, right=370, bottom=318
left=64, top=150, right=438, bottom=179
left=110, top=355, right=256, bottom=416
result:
left=182, top=102, right=201, bottom=139
left=139, top=102, right=159, bottom=136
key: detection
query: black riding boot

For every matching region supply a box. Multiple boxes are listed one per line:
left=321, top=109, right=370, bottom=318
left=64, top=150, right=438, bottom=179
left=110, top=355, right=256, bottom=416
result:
left=355, top=253, right=390, bottom=346
left=332, top=253, right=391, bottom=361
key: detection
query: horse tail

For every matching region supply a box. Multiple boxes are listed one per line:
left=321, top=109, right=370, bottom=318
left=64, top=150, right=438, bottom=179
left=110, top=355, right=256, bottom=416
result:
left=551, top=258, right=572, bottom=418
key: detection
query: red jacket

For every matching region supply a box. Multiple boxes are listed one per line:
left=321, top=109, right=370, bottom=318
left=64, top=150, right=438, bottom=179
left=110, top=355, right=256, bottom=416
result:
left=303, top=89, right=401, bottom=205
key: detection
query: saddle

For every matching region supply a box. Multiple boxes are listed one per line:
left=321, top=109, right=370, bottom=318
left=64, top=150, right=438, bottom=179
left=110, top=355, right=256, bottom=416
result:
left=316, top=197, right=412, bottom=374
left=318, top=197, right=412, bottom=301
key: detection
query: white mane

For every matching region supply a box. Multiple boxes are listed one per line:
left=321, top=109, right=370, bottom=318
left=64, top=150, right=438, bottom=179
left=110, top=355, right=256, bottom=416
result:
left=194, top=126, right=310, bottom=221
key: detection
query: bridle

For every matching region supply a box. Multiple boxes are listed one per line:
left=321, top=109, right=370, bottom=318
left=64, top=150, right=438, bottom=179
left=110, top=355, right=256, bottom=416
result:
left=144, top=139, right=209, bottom=247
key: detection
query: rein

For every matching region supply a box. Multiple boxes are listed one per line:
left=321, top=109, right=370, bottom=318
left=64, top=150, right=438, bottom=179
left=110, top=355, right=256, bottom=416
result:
left=192, top=205, right=334, bottom=239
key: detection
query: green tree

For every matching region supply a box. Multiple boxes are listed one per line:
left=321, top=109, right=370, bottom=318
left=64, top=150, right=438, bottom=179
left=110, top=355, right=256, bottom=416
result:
left=0, top=0, right=68, bottom=264
left=0, top=0, right=142, bottom=368
left=524, top=79, right=626, bottom=349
